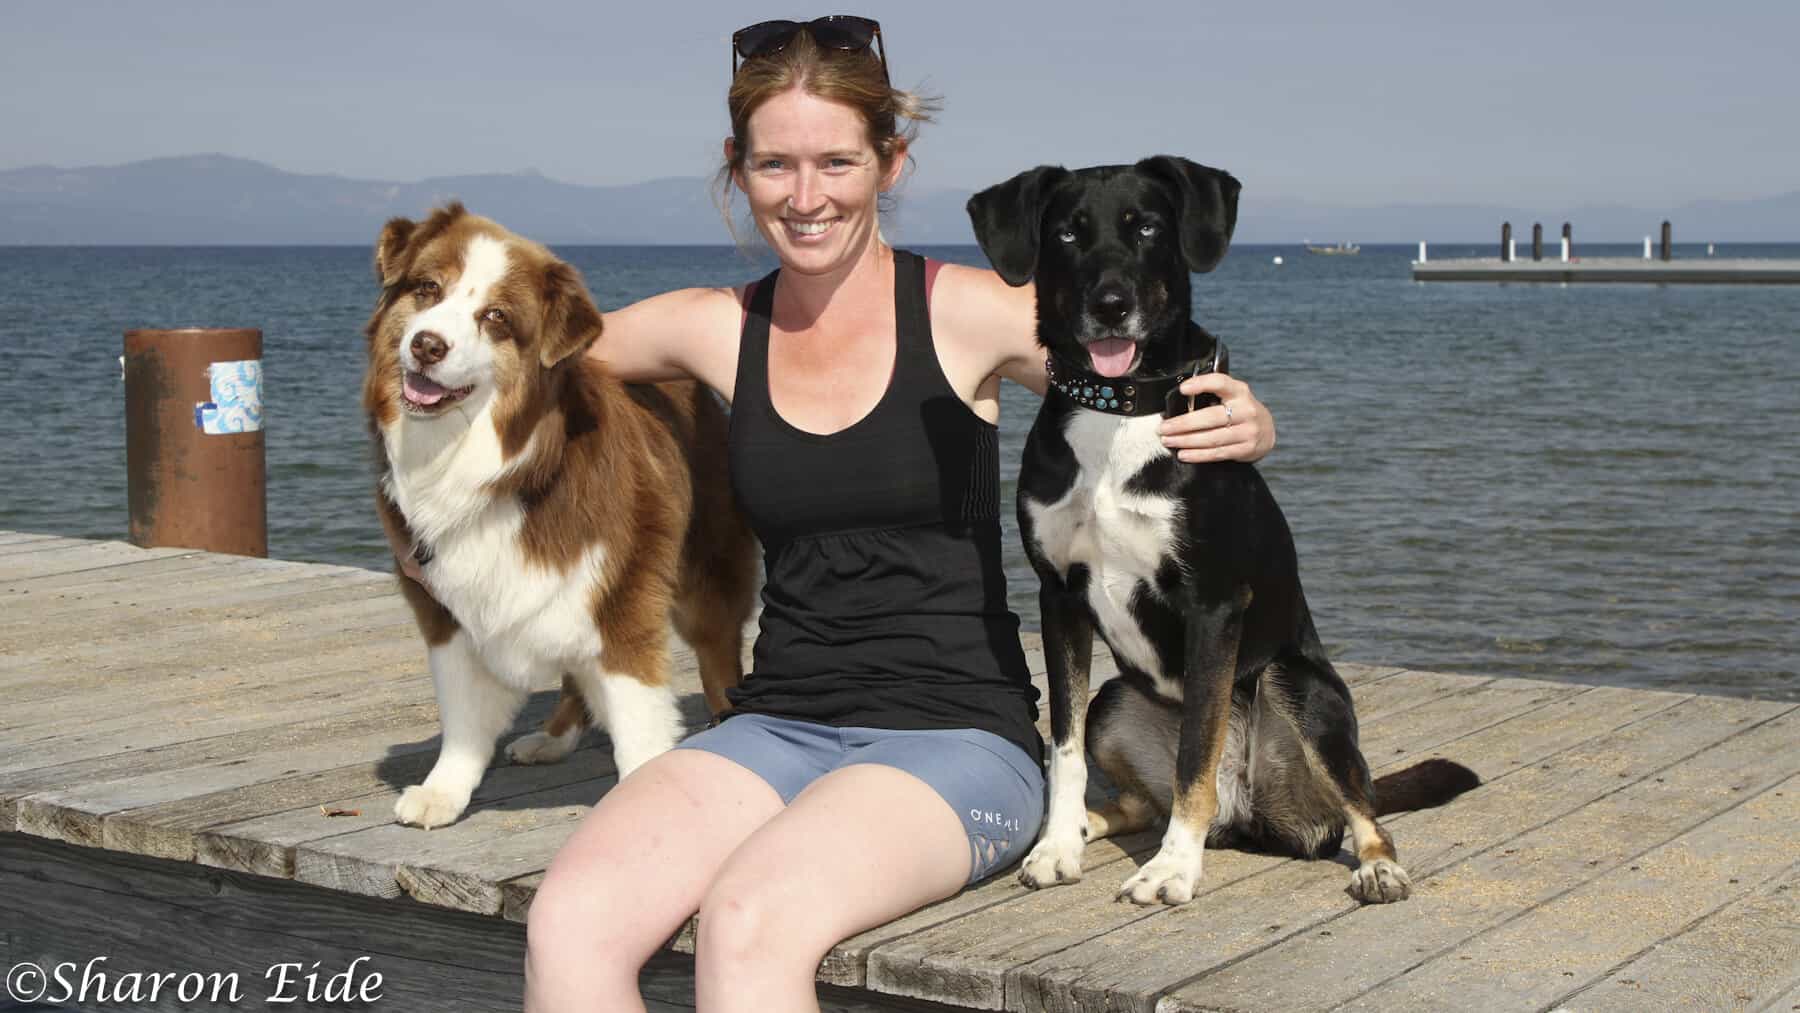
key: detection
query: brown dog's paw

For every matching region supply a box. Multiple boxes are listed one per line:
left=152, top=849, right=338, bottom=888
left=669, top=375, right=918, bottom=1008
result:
left=394, top=783, right=468, bottom=829
left=506, top=728, right=579, bottom=766
left=1348, top=858, right=1412, bottom=903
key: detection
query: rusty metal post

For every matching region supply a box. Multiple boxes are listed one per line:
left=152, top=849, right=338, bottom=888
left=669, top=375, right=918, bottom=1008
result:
left=1661, top=220, right=1673, bottom=261
left=1501, top=221, right=1512, bottom=262
left=123, top=328, right=267, bottom=556
left=1532, top=223, right=1544, bottom=261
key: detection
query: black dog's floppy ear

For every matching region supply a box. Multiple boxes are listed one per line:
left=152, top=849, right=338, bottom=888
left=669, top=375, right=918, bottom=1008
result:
left=966, top=165, right=1070, bottom=286
left=1135, top=156, right=1240, bottom=273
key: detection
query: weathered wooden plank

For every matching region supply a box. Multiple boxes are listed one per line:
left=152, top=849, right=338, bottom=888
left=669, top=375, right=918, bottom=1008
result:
left=0, top=549, right=260, bottom=597
left=1560, top=860, right=1799, bottom=1012
left=855, top=677, right=1584, bottom=1008
left=0, top=630, right=418, bottom=732
left=1, top=575, right=405, bottom=701
left=1336, top=662, right=1409, bottom=686
left=87, top=691, right=593, bottom=865
left=1334, top=669, right=1492, bottom=725
left=1341, top=770, right=1800, bottom=1012
left=14, top=706, right=451, bottom=849
left=1148, top=702, right=1799, bottom=1013
left=0, top=534, right=92, bottom=555
left=0, top=553, right=246, bottom=604
left=0, top=530, right=65, bottom=546
left=191, top=734, right=632, bottom=881
left=0, top=629, right=419, bottom=736
left=0, top=644, right=428, bottom=772
left=0, top=681, right=444, bottom=831
left=1756, top=979, right=1800, bottom=1013
left=0, top=560, right=373, bottom=643
left=1355, top=676, right=1580, bottom=762
left=0, top=580, right=406, bottom=674
left=0, top=539, right=195, bottom=579
left=293, top=776, right=609, bottom=913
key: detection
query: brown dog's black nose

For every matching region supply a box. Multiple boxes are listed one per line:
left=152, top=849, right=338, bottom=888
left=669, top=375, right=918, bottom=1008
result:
left=1090, top=286, right=1133, bottom=327
left=411, top=331, right=448, bottom=366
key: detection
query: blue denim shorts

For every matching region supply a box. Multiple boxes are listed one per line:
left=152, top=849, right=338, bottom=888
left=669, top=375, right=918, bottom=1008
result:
left=673, top=713, right=1045, bottom=884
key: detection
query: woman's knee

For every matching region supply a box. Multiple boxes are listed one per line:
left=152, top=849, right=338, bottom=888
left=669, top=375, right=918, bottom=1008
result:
left=527, top=856, right=658, bottom=973
left=695, top=871, right=828, bottom=972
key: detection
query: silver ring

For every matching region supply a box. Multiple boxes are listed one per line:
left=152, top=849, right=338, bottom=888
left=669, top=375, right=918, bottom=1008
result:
left=1223, top=402, right=1234, bottom=424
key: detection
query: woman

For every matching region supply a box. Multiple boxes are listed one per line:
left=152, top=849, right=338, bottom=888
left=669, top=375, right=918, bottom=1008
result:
left=510, top=18, right=1273, bottom=1012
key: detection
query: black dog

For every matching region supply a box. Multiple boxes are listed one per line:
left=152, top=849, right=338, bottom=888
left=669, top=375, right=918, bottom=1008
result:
left=967, top=156, right=1477, bottom=905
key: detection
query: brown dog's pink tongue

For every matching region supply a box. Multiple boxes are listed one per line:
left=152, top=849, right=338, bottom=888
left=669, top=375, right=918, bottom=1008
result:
left=1086, top=338, right=1136, bottom=377
left=404, top=371, right=449, bottom=405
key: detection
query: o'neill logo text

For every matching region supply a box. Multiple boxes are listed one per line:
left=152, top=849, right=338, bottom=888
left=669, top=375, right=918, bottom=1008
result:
left=969, top=809, right=1022, bottom=833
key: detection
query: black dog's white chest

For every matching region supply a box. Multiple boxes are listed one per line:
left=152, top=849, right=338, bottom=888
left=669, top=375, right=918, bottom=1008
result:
left=1022, top=410, right=1181, bottom=682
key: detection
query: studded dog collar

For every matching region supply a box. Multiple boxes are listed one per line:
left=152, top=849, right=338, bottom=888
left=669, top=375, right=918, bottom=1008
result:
left=1046, top=335, right=1230, bottom=419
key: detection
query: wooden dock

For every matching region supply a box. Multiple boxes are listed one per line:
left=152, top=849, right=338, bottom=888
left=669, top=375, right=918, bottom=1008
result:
left=1412, top=257, right=1800, bottom=284
left=2, top=530, right=1796, bottom=1012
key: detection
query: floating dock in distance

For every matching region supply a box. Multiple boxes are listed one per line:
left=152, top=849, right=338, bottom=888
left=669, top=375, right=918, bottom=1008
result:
left=1412, top=257, right=1800, bottom=283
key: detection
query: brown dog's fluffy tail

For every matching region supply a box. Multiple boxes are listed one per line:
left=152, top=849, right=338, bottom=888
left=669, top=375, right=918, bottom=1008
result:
left=1373, top=758, right=1481, bottom=816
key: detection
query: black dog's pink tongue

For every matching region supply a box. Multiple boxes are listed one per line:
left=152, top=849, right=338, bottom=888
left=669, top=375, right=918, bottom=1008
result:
left=404, top=371, right=450, bottom=405
left=1086, top=338, right=1136, bottom=377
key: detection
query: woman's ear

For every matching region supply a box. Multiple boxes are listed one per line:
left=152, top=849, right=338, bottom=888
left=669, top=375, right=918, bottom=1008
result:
left=724, top=137, right=746, bottom=193
left=880, top=140, right=909, bottom=192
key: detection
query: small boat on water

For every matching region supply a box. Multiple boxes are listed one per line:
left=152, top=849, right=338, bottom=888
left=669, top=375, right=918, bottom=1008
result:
left=1304, top=240, right=1361, bottom=255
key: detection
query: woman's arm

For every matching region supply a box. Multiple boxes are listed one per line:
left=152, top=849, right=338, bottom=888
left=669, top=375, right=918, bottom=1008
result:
left=586, top=285, right=744, bottom=399
left=935, top=263, right=1277, bottom=464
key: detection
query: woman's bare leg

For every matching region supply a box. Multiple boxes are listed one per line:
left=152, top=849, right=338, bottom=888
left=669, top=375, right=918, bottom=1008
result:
left=693, top=764, right=972, bottom=1012
left=524, top=748, right=784, bottom=1012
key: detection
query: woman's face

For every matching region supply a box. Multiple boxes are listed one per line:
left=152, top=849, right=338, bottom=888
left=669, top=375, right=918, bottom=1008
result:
left=733, top=87, right=903, bottom=276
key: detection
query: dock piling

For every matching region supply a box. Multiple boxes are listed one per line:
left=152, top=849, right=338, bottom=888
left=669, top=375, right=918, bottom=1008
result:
left=123, top=328, right=268, bottom=557
left=1501, top=222, right=1512, bottom=263
left=1532, top=223, right=1543, bottom=261
left=1562, top=222, right=1573, bottom=263
left=1661, top=221, right=1673, bottom=262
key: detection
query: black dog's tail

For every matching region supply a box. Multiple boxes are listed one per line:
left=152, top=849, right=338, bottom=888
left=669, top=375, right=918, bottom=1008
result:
left=1373, top=758, right=1481, bottom=816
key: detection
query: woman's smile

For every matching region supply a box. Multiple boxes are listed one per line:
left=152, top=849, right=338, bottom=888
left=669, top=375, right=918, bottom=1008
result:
left=782, top=216, right=841, bottom=240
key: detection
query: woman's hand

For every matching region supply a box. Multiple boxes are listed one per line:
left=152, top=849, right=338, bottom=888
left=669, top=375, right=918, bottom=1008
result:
left=378, top=505, right=428, bottom=585
left=1158, top=373, right=1277, bottom=464
left=395, top=546, right=426, bottom=584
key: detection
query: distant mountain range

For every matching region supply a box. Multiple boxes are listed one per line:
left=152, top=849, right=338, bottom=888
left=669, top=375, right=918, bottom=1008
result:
left=3, top=155, right=1796, bottom=245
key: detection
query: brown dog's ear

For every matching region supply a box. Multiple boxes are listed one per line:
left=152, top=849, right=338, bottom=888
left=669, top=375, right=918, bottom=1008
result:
left=374, top=202, right=472, bottom=287
left=539, top=261, right=604, bottom=368
left=375, top=217, right=418, bottom=286
left=966, top=165, right=1071, bottom=286
left=1134, top=156, right=1240, bottom=273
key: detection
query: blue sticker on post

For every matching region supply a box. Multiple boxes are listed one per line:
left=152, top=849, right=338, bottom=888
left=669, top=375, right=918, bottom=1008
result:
left=196, top=359, right=264, bottom=434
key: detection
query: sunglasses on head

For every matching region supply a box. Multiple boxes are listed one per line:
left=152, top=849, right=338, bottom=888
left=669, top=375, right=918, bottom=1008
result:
left=732, top=16, right=888, bottom=83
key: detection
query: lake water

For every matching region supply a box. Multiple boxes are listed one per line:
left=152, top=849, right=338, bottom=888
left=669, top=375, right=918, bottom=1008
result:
left=1, top=242, right=1794, bottom=700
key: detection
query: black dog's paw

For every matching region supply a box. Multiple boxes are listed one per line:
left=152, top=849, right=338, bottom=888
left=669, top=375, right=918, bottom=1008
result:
left=1347, top=858, right=1412, bottom=903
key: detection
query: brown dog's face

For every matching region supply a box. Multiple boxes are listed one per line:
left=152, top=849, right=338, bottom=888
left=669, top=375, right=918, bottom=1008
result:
left=362, top=204, right=601, bottom=429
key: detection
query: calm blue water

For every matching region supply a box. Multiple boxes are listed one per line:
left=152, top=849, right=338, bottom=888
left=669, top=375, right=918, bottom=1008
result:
left=1, top=243, right=1795, bottom=700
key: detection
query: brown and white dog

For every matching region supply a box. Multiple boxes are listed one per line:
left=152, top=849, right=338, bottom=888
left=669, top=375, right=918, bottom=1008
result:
left=363, top=203, right=755, bottom=829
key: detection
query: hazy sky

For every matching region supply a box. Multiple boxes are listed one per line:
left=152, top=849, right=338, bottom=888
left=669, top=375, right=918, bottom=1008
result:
left=4, top=0, right=1794, bottom=207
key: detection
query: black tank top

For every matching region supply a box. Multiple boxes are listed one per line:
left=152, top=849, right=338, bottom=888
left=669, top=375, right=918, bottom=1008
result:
left=724, top=249, right=1042, bottom=764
